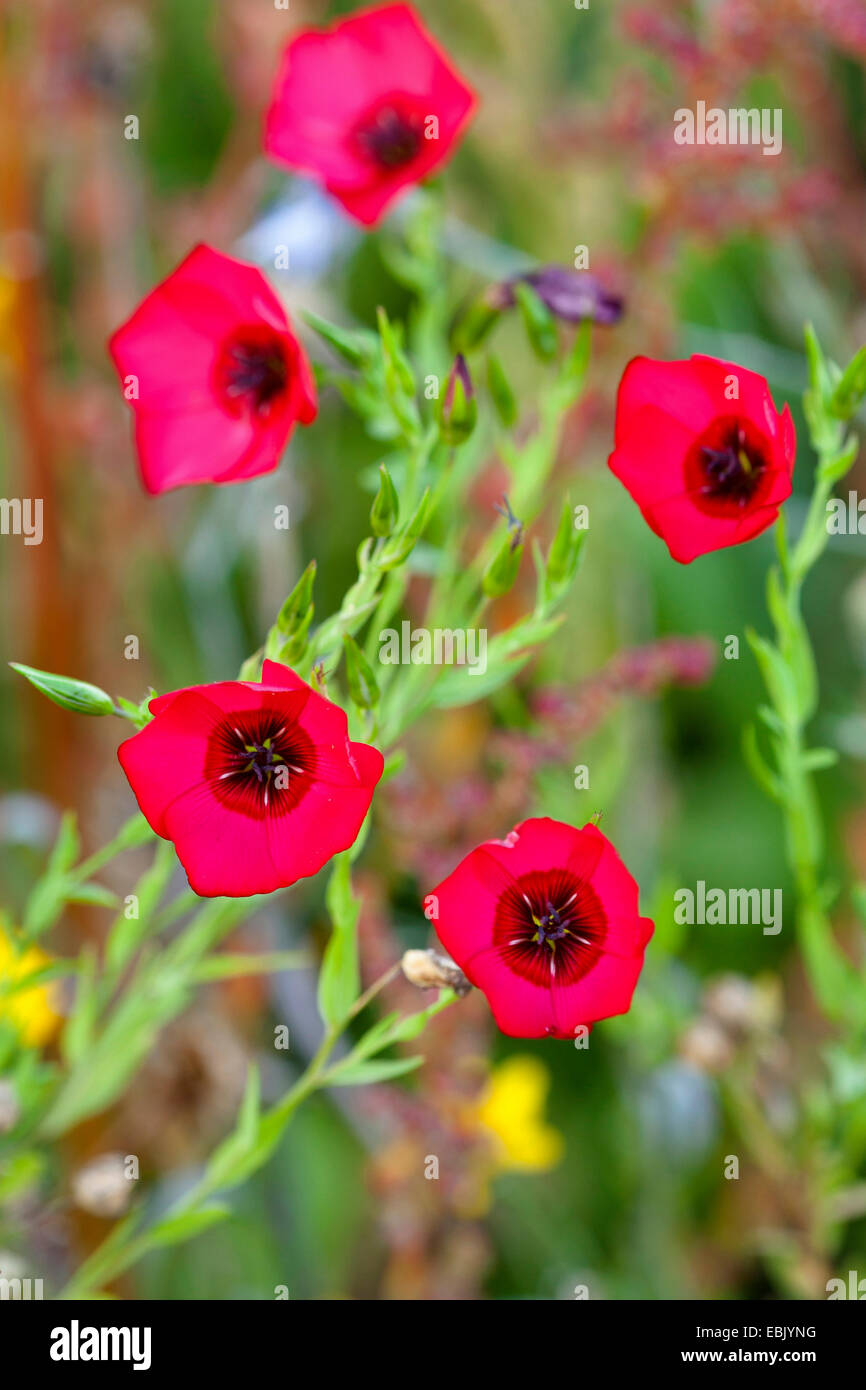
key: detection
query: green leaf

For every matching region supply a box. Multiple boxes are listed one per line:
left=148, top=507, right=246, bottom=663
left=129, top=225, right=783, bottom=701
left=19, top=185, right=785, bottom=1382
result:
left=829, top=345, right=866, bottom=420
left=65, top=882, right=120, bottom=909
left=328, top=1055, right=424, bottom=1086
left=817, top=436, right=859, bottom=487
left=10, top=663, right=115, bottom=717
left=317, top=854, right=360, bottom=1028
left=105, top=840, right=177, bottom=977
left=61, top=949, right=99, bottom=1066
left=377, top=306, right=416, bottom=397
left=343, top=633, right=380, bottom=711
left=140, top=1205, right=230, bottom=1251
left=191, top=951, right=309, bottom=982
left=487, top=353, right=518, bottom=429
left=746, top=629, right=799, bottom=730
left=800, top=747, right=839, bottom=772
left=742, top=723, right=783, bottom=803
left=559, top=319, right=592, bottom=396
left=379, top=489, right=431, bottom=570
left=302, top=309, right=368, bottom=367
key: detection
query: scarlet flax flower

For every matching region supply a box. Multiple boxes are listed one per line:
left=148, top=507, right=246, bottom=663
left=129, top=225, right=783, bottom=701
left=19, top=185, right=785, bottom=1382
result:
left=109, top=245, right=317, bottom=494
left=608, top=355, right=795, bottom=563
left=428, top=818, right=654, bottom=1039
left=264, top=3, right=476, bottom=227
left=118, top=661, right=383, bottom=897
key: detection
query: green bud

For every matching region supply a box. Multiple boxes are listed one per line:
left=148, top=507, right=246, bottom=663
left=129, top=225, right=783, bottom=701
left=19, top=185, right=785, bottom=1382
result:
left=370, top=463, right=399, bottom=538
left=377, top=306, right=416, bottom=397
left=546, top=497, right=587, bottom=590
left=275, top=561, right=316, bottom=637
left=514, top=282, right=558, bottom=361
left=343, top=633, right=379, bottom=711
left=11, top=662, right=115, bottom=717
left=379, top=489, right=431, bottom=570
left=483, top=532, right=524, bottom=598
left=486, top=353, right=518, bottom=429
left=830, top=345, right=866, bottom=421
left=804, top=322, right=830, bottom=398
left=439, top=355, right=477, bottom=446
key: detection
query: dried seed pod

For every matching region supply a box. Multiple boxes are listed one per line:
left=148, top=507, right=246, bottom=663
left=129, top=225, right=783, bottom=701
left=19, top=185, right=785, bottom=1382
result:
left=401, top=949, right=471, bottom=997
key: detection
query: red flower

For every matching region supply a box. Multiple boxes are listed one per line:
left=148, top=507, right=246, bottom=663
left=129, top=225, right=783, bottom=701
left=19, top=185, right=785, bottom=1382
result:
left=118, top=661, right=383, bottom=897
left=109, top=245, right=317, bottom=494
left=608, top=355, right=795, bottom=564
left=429, top=818, right=654, bottom=1039
left=264, top=3, right=476, bottom=227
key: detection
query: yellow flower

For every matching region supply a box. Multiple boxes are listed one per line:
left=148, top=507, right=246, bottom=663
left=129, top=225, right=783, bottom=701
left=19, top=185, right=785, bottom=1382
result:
left=474, top=1055, right=564, bottom=1172
left=0, top=924, right=60, bottom=1048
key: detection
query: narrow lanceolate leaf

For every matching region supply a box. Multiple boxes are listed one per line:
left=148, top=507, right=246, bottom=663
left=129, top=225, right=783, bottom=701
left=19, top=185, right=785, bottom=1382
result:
left=191, top=951, right=309, bottom=982
left=328, top=1055, right=424, bottom=1087
left=829, top=345, right=866, bottom=420
left=10, top=663, right=115, bottom=716
left=137, top=1205, right=231, bottom=1253
left=487, top=353, right=518, bottom=429
left=302, top=309, right=369, bottom=367
left=379, top=489, right=431, bottom=569
left=317, top=853, right=361, bottom=1028
left=343, top=633, right=380, bottom=710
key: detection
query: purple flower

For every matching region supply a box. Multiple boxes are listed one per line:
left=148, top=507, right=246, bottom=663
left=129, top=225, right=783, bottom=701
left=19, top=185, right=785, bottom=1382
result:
left=494, top=266, right=624, bottom=325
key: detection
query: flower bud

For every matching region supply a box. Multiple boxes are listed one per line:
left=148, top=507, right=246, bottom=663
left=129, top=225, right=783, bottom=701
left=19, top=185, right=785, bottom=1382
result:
left=370, top=463, right=399, bottom=538
left=275, top=561, right=316, bottom=637
left=401, top=948, right=471, bottom=996
left=439, top=354, right=477, bottom=446
left=494, top=266, right=624, bottom=327
left=71, top=1152, right=134, bottom=1218
left=545, top=496, right=586, bottom=592
left=10, top=663, right=115, bottom=717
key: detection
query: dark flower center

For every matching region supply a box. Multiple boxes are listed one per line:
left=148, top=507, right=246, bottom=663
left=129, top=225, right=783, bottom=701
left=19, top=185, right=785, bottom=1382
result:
left=353, top=100, right=424, bottom=170
left=685, top=416, right=772, bottom=516
left=204, top=711, right=316, bottom=819
left=216, top=329, right=290, bottom=418
left=492, top=868, right=607, bottom=988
